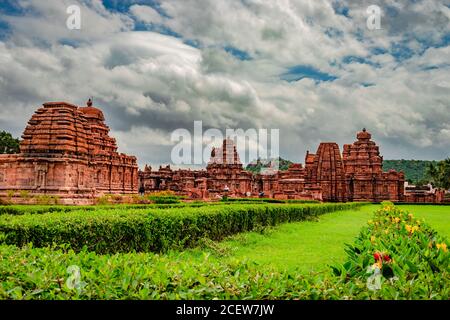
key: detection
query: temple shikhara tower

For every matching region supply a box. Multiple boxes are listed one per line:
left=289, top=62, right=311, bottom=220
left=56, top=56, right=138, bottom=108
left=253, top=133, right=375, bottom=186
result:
left=0, top=100, right=138, bottom=204
left=342, top=128, right=404, bottom=202
left=140, top=128, right=408, bottom=202
left=1, top=103, right=440, bottom=204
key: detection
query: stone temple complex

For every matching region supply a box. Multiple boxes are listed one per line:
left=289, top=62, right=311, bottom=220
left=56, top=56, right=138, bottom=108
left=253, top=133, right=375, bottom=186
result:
left=0, top=100, right=444, bottom=204
left=0, top=100, right=138, bottom=204
left=140, top=129, right=423, bottom=203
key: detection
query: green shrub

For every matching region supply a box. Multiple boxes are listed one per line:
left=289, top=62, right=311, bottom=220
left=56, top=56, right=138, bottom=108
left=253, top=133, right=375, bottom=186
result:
left=19, top=190, right=30, bottom=199
left=35, top=195, right=59, bottom=205
left=327, top=203, right=449, bottom=299
left=0, top=243, right=330, bottom=300
left=6, top=190, right=15, bottom=198
left=0, top=204, right=447, bottom=300
left=0, top=202, right=228, bottom=216
left=0, top=203, right=364, bottom=254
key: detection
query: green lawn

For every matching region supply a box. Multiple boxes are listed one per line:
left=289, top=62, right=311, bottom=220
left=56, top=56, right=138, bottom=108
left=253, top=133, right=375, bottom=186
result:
left=181, top=204, right=450, bottom=273
left=182, top=204, right=379, bottom=273
left=399, top=205, right=450, bottom=239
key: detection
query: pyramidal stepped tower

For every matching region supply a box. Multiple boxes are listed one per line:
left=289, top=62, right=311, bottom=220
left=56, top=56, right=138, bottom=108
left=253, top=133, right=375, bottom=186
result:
left=0, top=100, right=138, bottom=204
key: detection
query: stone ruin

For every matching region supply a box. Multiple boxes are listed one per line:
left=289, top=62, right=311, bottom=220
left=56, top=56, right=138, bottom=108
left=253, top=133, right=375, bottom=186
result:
left=0, top=100, right=442, bottom=204
left=140, top=129, right=415, bottom=202
left=0, top=100, right=138, bottom=204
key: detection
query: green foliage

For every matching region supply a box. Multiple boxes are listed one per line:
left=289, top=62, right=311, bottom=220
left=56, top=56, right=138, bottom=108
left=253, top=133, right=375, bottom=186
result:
left=425, top=159, right=450, bottom=190
left=147, top=195, right=183, bottom=204
left=327, top=203, right=449, bottom=299
left=383, top=159, right=439, bottom=184
left=245, top=157, right=293, bottom=174
left=6, top=190, right=15, bottom=198
left=0, top=131, right=19, bottom=154
left=35, top=195, right=59, bottom=205
left=222, top=197, right=319, bottom=204
left=0, top=203, right=363, bottom=254
left=0, top=202, right=226, bottom=216
left=0, top=204, right=448, bottom=300
left=19, top=190, right=30, bottom=199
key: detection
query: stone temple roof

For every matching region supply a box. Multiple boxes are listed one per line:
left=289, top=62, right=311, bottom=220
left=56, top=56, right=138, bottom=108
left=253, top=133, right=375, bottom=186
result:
left=356, top=128, right=372, bottom=140
left=20, top=100, right=119, bottom=158
left=208, top=138, right=241, bottom=165
left=79, top=98, right=105, bottom=121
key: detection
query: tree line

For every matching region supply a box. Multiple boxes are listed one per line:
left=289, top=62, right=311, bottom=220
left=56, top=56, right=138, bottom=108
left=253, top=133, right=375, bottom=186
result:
left=425, top=159, right=450, bottom=190
left=0, top=130, right=20, bottom=154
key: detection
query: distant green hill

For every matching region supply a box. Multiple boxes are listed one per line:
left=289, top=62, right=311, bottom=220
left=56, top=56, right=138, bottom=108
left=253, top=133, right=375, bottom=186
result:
left=383, top=160, right=439, bottom=184
left=246, top=157, right=293, bottom=174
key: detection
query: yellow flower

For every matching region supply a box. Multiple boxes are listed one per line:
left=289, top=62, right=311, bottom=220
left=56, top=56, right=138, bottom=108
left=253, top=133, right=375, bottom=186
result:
left=408, top=213, right=413, bottom=219
left=384, top=230, right=389, bottom=234
left=370, top=236, right=376, bottom=243
left=436, top=243, right=448, bottom=252
left=392, top=217, right=401, bottom=223
left=406, top=224, right=419, bottom=234
left=375, top=260, right=382, bottom=269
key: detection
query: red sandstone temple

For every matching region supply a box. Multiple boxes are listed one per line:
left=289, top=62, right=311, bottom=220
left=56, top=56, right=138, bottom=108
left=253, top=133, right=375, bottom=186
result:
left=140, top=128, right=436, bottom=203
left=0, top=100, right=138, bottom=204
left=0, top=100, right=444, bottom=204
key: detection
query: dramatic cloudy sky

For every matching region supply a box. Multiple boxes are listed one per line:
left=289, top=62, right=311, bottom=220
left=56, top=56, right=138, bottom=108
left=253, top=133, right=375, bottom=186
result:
left=0, top=0, right=449, bottom=168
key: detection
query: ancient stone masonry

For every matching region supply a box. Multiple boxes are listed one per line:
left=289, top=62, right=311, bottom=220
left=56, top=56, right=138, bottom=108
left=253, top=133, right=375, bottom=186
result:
left=206, top=138, right=253, bottom=197
left=342, top=129, right=404, bottom=202
left=403, top=182, right=445, bottom=203
left=141, top=129, right=412, bottom=202
left=304, top=143, right=347, bottom=202
left=140, top=139, right=253, bottom=199
left=0, top=100, right=138, bottom=204
left=2, top=101, right=436, bottom=204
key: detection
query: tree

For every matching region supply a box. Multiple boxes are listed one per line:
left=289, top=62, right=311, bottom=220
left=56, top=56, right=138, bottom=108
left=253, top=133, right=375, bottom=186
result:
left=0, top=131, right=20, bottom=154
left=426, top=158, right=450, bottom=190
left=425, top=162, right=438, bottom=186
left=438, top=158, right=450, bottom=190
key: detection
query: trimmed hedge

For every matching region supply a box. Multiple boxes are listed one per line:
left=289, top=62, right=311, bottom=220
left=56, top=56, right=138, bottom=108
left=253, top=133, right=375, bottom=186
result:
left=0, top=203, right=364, bottom=253
left=222, top=198, right=320, bottom=204
left=0, top=202, right=223, bottom=216
left=0, top=203, right=448, bottom=300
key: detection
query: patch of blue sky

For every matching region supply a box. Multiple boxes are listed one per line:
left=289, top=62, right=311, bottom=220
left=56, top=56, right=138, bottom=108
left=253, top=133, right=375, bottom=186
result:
left=102, top=0, right=169, bottom=18
left=0, top=0, right=26, bottom=16
left=0, top=20, right=11, bottom=40
left=390, top=42, right=417, bottom=62
left=332, top=1, right=349, bottom=18
left=183, top=39, right=201, bottom=49
left=324, top=27, right=344, bottom=38
left=371, top=47, right=388, bottom=55
left=133, top=21, right=182, bottom=38
left=342, top=55, right=381, bottom=68
left=280, top=65, right=338, bottom=83
left=58, top=38, right=82, bottom=48
left=224, top=46, right=252, bottom=61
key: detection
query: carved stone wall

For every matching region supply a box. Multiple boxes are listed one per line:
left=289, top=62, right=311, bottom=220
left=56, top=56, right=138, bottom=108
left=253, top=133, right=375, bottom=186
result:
left=0, top=100, right=138, bottom=203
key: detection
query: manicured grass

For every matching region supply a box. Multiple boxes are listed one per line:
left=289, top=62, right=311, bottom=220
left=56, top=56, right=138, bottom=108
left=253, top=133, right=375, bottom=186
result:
left=399, top=205, right=450, bottom=239
left=185, top=204, right=450, bottom=273
left=183, top=204, right=379, bottom=273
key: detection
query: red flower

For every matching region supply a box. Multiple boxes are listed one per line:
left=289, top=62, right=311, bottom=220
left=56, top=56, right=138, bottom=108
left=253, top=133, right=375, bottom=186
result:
left=373, top=252, right=382, bottom=261
left=383, top=254, right=391, bottom=262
